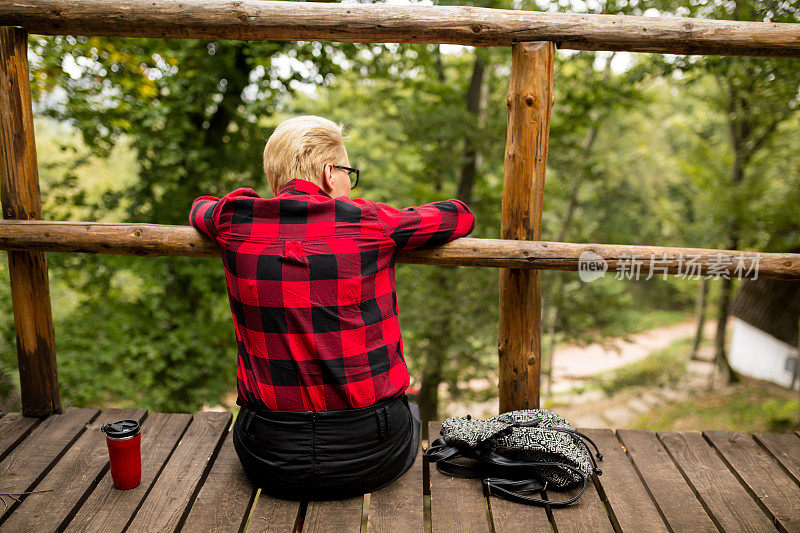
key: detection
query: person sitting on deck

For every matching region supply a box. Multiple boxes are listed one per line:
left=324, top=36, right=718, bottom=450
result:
left=189, top=115, right=475, bottom=500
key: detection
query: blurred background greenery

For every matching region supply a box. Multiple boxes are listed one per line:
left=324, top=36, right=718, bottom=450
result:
left=1, top=0, right=798, bottom=432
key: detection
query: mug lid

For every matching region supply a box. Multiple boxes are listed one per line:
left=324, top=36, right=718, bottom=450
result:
left=101, top=419, right=140, bottom=439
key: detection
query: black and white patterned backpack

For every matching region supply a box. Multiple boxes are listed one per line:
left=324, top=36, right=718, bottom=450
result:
left=425, top=409, right=603, bottom=507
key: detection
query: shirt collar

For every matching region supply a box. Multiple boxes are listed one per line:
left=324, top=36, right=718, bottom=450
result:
left=277, top=178, right=332, bottom=198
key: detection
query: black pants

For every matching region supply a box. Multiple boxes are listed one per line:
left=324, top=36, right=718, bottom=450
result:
left=233, top=394, right=421, bottom=501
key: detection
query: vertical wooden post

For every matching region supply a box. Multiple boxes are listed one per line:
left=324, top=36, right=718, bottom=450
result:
left=0, top=27, right=60, bottom=417
left=498, top=41, right=554, bottom=412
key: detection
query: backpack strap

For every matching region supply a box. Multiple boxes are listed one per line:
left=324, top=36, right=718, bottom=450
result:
left=425, top=438, right=461, bottom=462
left=424, top=438, right=591, bottom=508
left=539, top=426, right=604, bottom=475
left=483, top=471, right=588, bottom=508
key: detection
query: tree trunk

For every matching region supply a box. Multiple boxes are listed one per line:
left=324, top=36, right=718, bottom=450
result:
left=713, top=273, right=740, bottom=383
left=713, top=231, right=741, bottom=384
left=543, top=298, right=559, bottom=397
left=418, top=49, right=485, bottom=429
left=457, top=52, right=485, bottom=204
left=418, top=269, right=452, bottom=434
left=690, top=277, right=709, bottom=360
left=713, top=88, right=747, bottom=384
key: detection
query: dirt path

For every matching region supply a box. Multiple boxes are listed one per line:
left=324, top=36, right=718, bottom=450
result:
left=549, top=318, right=718, bottom=393
left=548, top=350, right=717, bottom=429
left=442, top=318, right=722, bottom=421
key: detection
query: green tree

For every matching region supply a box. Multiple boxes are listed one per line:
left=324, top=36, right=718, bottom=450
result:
left=25, top=35, right=358, bottom=410
left=5, top=0, right=778, bottom=420
left=638, top=0, right=800, bottom=381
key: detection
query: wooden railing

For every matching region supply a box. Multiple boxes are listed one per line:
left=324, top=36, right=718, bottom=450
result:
left=2, top=0, right=800, bottom=57
left=1, top=1, right=799, bottom=416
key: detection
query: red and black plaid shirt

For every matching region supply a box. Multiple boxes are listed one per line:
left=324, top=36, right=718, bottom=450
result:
left=190, top=178, right=475, bottom=412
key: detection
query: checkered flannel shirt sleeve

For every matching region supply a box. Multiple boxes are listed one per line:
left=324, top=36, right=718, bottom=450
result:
left=189, top=195, right=221, bottom=240
left=190, top=188, right=262, bottom=240
left=374, top=198, right=475, bottom=250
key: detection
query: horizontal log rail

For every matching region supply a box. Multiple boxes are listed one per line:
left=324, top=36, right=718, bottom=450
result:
left=1, top=220, right=798, bottom=279
left=1, top=1, right=799, bottom=58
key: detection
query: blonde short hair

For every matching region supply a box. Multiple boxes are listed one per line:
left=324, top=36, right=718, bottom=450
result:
left=263, top=115, right=349, bottom=196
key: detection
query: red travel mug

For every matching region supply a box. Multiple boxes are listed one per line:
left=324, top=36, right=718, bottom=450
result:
left=101, top=419, right=142, bottom=490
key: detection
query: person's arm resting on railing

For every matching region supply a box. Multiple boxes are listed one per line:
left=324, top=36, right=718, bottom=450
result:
left=190, top=187, right=263, bottom=241
left=189, top=195, right=221, bottom=240
left=375, top=198, right=475, bottom=249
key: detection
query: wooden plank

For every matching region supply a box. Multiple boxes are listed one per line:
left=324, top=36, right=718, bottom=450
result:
left=489, top=488, right=551, bottom=533
left=0, top=26, right=59, bottom=417
left=704, top=430, right=800, bottom=533
left=0, top=412, right=40, bottom=460
left=2, top=0, right=800, bottom=57
left=753, top=432, right=800, bottom=486
left=64, top=412, right=192, bottom=533
left=485, top=425, right=549, bottom=532
left=367, top=442, right=424, bottom=532
left=428, top=422, right=490, bottom=533
left=181, top=431, right=256, bottom=532
left=0, top=407, right=98, bottom=523
left=498, top=41, right=554, bottom=411
left=616, top=429, right=717, bottom=532
left=125, top=411, right=231, bottom=532
left=580, top=428, right=667, bottom=533
left=547, top=473, right=614, bottom=532
left=657, top=431, right=775, bottom=531
left=2, top=408, right=147, bottom=532
left=245, top=491, right=301, bottom=532
left=303, top=496, right=365, bottom=533
left=2, top=220, right=799, bottom=279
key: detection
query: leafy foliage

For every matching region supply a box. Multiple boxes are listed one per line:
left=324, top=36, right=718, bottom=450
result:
left=1, top=0, right=798, bottom=417
left=21, top=34, right=363, bottom=411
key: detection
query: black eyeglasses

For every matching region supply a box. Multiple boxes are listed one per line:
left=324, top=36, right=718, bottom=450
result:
left=332, top=165, right=359, bottom=189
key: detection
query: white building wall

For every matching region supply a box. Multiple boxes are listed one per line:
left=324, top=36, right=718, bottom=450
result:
left=730, top=317, right=799, bottom=390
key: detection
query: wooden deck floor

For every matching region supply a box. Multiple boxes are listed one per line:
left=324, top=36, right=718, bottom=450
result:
left=0, top=408, right=799, bottom=532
